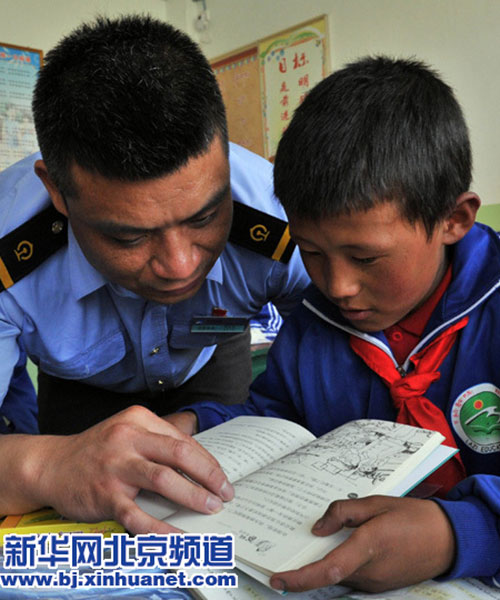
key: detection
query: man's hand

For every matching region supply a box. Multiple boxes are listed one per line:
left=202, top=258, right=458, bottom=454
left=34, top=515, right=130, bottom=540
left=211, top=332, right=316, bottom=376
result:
left=2, top=405, right=233, bottom=534
left=163, top=411, right=198, bottom=435
left=270, top=495, right=455, bottom=594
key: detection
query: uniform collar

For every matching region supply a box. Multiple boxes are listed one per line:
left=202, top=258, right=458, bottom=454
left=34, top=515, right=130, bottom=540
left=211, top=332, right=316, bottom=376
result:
left=425, top=223, right=500, bottom=332
left=68, top=225, right=107, bottom=299
left=68, top=223, right=224, bottom=301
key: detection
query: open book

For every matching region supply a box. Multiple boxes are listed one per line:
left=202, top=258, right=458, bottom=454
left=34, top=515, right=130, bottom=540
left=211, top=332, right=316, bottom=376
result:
left=137, top=416, right=455, bottom=585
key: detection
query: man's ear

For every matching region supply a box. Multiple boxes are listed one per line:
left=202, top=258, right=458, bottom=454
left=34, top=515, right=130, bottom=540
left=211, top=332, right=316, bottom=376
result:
left=34, top=159, right=69, bottom=217
left=442, top=192, right=481, bottom=245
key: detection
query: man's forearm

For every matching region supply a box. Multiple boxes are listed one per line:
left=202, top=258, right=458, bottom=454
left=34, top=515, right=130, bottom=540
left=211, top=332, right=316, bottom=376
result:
left=0, top=433, right=56, bottom=515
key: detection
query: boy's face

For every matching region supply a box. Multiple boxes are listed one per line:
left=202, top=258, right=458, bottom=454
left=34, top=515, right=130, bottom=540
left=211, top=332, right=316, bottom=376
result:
left=288, top=202, right=450, bottom=332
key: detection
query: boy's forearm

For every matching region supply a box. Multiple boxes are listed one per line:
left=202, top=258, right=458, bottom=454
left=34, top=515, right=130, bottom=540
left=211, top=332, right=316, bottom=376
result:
left=434, top=475, right=500, bottom=582
left=163, top=410, right=199, bottom=435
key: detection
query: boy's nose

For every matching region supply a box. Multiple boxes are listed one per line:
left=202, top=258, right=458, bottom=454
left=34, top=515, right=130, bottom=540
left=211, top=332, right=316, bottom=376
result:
left=325, top=262, right=360, bottom=300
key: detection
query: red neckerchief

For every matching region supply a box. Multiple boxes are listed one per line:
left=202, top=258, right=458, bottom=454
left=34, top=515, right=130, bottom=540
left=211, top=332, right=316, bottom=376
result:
left=349, top=264, right=467, bottom=497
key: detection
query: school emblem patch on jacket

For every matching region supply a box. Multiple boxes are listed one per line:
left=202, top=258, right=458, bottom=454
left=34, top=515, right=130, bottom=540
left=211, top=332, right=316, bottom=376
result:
left=452, top=383, right=500, bottom=453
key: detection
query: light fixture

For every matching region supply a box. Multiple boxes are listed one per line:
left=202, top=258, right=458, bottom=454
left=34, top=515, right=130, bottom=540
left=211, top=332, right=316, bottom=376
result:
left=192, top=0, right=211, bottom=44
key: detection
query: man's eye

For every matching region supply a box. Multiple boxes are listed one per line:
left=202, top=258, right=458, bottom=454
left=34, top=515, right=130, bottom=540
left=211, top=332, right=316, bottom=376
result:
left=111, top=235, right=146, bottom=247
left=190, top=210, right=217, bottom=227
left=300, top=248, right=321, bottom=256
left=353, top=256, right=377, bottom=264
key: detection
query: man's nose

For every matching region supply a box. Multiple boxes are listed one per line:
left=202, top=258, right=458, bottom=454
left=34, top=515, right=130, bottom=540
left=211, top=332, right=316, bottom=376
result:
left=150, top=230, right=199, bottom=280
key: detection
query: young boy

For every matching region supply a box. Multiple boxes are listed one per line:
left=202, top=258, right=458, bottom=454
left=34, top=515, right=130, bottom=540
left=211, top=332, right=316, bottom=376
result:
left=167, top=57, right=500, bottom=592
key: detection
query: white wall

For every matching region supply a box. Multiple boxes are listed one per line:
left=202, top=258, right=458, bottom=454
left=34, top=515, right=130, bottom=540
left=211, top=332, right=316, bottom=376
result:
left=0, top=0, right=498, bottom=204
left=0, top=0, right=166, bottom=54
left=168, top=0, right=500, bottom=206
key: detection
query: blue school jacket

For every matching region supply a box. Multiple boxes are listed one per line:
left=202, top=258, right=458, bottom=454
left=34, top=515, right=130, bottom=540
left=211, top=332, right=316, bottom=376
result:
left=189, top=222, right=500, bottom=587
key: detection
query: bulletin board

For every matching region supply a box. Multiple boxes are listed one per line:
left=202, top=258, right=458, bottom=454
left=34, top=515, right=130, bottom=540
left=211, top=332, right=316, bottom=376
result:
left=212, top=47, right=264, bottom=157
left=211, top=16, right=329, bottom=161
left=0, top=42, right=43, bottom=172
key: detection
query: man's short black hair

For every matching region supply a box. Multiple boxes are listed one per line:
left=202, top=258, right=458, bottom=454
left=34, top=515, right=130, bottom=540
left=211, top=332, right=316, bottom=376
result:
left=274, top=56, right=472, bottom=235
left=33, top=14, right=228, bottom=195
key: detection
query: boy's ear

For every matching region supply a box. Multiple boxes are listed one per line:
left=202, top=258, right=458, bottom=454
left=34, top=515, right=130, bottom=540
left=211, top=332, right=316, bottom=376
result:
left=442, top=192, right=480, bottom=245
left=34, top=159, right=69, bottom=217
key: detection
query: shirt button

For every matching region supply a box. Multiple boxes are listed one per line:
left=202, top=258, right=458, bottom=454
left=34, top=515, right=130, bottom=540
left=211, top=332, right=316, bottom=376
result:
left=391, top=331, right=403, bottom=342
left=150, top=346, right=160, bottom=355
left=157, top=379, right=165, bottom=386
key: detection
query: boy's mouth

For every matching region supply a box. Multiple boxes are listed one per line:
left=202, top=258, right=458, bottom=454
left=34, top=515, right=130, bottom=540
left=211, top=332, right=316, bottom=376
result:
left=339, top=307, right=373, bottom=321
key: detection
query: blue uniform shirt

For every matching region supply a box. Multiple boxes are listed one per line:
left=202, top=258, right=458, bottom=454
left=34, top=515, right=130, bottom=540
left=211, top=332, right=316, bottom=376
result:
left=0, top=144, right=309, bottom=431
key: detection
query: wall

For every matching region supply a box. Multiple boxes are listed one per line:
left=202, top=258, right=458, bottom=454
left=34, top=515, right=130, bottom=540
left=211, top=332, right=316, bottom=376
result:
left=0, top=0, right=499, bottom=224
left=0, top=0, right=166, bottom=53
left=169, top=0, right=500, bottom=227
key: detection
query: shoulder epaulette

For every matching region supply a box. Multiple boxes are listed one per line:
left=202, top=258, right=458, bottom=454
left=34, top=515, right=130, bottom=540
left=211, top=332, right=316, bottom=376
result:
left=229, top=201, right=295, bottom=264
left=0, top=200, right=294, bottom=291
left=0, top=205, right=68, bottom=292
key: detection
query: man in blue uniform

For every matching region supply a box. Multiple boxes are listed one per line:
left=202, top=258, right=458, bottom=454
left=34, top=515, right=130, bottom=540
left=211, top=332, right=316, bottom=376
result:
left=169, top=57, right=500, bottom=591
left=0, top=16, right=307, bottom=532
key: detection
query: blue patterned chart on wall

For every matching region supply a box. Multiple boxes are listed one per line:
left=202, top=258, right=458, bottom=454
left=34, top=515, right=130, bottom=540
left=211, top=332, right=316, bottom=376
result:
left=0, top=43, right=43, bottom=172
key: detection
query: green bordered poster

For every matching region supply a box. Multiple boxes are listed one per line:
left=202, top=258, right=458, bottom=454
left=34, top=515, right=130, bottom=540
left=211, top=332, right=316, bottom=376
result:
left=259, top=17, right=328, bottom=160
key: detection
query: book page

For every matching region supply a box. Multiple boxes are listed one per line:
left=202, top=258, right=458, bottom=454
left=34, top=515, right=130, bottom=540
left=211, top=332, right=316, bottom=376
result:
left=135, top=416, right=315, bottom=520
left=168, top=420, right=444, bottom=573
left=194, top=416, right=316, bottom=482
left=388, top=444, right=457, bottom=498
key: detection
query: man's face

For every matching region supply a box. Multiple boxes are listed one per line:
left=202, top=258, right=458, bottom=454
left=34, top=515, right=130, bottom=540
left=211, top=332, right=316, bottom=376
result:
left=288, top=202, right=450, bottom=332
left=59, top=136, right=232, bottom=304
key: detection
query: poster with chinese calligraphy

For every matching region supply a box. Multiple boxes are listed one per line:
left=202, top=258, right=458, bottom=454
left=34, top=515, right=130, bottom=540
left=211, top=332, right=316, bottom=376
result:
left=212, top=47, right=265, bottom=157
left=259, top=17, right=328, bottom=160
left=0, top=43, right=43, bottom=172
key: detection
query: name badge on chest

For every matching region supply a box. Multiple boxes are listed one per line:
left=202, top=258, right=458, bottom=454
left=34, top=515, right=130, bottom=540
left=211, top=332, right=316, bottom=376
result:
left=190, top=307, right=249, bottom=333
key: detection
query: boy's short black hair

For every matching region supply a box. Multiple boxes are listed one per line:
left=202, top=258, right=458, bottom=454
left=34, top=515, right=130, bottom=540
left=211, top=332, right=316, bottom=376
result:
left=33, top=15, right=228, bottom=195
left=274, top=56, right=472, bottom=235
